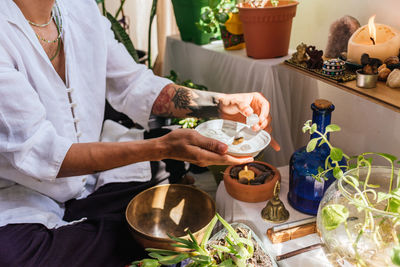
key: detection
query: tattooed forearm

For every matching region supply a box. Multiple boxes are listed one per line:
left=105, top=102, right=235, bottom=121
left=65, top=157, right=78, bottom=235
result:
left=152, top=84, right=223, bottom=119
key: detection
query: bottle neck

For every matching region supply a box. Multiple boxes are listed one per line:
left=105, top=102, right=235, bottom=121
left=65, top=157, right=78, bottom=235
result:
left=310, top=103, right=335, bottom=140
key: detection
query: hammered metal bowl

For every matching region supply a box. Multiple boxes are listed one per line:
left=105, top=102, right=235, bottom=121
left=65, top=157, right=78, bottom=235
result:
left=126, top=184, right=216, bottom=250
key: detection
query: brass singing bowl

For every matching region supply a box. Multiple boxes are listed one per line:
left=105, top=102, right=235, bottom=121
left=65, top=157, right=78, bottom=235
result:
left=126, top=184, right=216, bottom=251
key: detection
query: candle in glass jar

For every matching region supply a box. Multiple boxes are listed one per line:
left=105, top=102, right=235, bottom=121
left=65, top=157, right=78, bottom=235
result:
left=347, top=15, right=400, bottom=64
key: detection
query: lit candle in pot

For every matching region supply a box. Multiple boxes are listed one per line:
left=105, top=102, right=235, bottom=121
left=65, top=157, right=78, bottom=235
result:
left=347, top=15, right=400, bottom=64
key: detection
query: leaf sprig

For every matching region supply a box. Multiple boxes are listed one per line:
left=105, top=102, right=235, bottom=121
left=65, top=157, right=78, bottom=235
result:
left=130, top=213, right=255, bottom=267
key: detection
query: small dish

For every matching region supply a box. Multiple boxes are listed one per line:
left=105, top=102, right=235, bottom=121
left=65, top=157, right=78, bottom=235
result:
left=356, top=69, right=378, bottom=89
left=195, top=119, right=271, bottom=157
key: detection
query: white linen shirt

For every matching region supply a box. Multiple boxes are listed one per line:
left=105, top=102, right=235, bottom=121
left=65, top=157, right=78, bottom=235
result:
left=0, top=0, right=172, bottom=228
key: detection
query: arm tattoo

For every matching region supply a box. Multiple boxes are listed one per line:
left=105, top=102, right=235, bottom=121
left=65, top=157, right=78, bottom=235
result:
left=152, top=84, right=221, bottom=119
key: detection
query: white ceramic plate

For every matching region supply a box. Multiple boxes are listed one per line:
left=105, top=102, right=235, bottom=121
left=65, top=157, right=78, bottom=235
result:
left=195, top=119, right=271, bottom=157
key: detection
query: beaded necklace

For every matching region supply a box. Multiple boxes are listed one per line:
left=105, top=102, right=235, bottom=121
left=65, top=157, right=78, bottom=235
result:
left=27, top=1, right=63, bottom=61
left=27, top=11, right=53, bottom=27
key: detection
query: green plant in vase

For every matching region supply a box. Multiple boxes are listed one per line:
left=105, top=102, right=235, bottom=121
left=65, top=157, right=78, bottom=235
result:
left=302, top=120, right=400, bottom=266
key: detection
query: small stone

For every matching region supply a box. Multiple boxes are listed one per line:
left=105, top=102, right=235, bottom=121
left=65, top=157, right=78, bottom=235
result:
left=254, top=171, right=273, bottom=184
left=230, top=166, right=243, bottom=179
left=378, top=67, right=391, bottom=81
left=238, top=178, right=249, bottom=184
left=248, top=163, right=272, bottom=173
left=387, top=69, right=400, bottom=88
left=384, top=56, right=399, bottom=66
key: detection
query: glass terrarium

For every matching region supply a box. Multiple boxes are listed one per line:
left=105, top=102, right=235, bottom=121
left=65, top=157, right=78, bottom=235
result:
left=317, top=166, right=400, bottom=267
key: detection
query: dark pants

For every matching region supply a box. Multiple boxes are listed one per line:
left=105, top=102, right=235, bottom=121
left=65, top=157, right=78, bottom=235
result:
left=0, top=179, right=160, bottom=267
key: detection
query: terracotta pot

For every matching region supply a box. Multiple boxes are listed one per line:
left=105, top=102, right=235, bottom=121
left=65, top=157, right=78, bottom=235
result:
left=223, top=161, right=281, bottom=203
left=238, top=1, right=299, bottom=59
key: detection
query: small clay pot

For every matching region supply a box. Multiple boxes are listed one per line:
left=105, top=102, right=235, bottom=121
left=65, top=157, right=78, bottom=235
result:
left=223, top=161, right=281, bottom=203
left=238, top=1, right=299, bottom=59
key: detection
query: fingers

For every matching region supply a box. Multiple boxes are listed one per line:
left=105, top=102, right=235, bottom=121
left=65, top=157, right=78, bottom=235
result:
left=192, top=148, right=254, bottom=166
left=236, top=101, right=253, bottom=117
left=193, top=131, right=228, bottom=155
left=270, top=137, right=281, bottom=152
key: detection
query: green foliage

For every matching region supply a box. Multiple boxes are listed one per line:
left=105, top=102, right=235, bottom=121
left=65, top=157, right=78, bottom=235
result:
left=321, top=204, right=349, bottom=231
left=392, top=246, right=400, bottom=266
left=106, top=12, right=140, bottom=63
left=302, top=120, right=400, bottom=266
left=196, top=0, right=237, bottom=34
left=130, top=213, right=256, bottom=267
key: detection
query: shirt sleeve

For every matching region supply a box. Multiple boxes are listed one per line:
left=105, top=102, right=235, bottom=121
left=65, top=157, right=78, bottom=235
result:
left=102, top=17, right=172, bottom=130
left=0, top=47, right=73, bottom=182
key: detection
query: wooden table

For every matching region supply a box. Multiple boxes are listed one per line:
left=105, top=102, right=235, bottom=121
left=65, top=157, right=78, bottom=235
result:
left=284, top=62, right=400, bottom=113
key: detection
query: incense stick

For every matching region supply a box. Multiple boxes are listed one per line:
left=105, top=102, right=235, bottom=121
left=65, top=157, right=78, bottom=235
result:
left=276, top=243, right=323, bottom=261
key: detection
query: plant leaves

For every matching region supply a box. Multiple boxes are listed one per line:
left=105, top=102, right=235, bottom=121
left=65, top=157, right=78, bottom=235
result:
left=216, top=12, right=229, bottom=24
left=330, top=147, right=344, bottom=162
left=325, top=124, right=341, bottom=133
left=321, top=204, right=349, bottom=231
left=106, top=12, right=139, bottom=63
left=310, top=123, right=317, bottom=134
left=318, top=138, right=326, bottom=147
left=156, top=253, right=191, bottom=265
left=333, top=167, right=343, bottom=179
left=130, top=259, right=160, bottom=267
left=392, top=246, right=400, bottom=266
left=377, top=192, right=392, bottom=203
left=145, top=248, right=180, bottom=256
left=200, top=215, right=218, bottom=249
left=306, top=138, right=319, bottom=152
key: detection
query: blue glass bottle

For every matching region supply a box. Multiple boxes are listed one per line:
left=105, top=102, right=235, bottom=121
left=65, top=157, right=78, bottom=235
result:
left=288, top=100, right=338, bottom=215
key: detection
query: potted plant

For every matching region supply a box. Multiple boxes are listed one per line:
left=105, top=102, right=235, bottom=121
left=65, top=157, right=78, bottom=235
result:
left=302, top=120, right=400, bottom=266
left=129, top=213, right=277, bottom=267
left=197, top=0, right=245, bottom=50
left=238, top=0, right=299, bottom=59
left=171, top=0, right=217, bottom=45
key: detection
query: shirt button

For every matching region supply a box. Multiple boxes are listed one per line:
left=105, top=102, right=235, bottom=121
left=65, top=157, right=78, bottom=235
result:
left=71, top=102, right=77, bottom=108
left=77, top=132, right=82, bottom=138
left=74, top=118, right=80, bottom=123
left=82, top=177, right=87, bottom=183
left=66, top=88, right=74, bottom=93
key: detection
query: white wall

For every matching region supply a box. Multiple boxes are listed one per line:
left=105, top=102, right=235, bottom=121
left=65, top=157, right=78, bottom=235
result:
left=290, top=0, right=400, bottom=51
left=289, top=0, right=400, bottom=158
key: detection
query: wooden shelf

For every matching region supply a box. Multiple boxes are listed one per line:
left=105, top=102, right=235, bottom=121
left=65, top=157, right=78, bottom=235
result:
left=284, top=62, right=400, bottom=113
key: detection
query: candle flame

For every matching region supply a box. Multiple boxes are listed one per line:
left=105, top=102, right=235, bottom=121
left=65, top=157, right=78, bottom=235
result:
left=368, top=15, right=377, bottom=45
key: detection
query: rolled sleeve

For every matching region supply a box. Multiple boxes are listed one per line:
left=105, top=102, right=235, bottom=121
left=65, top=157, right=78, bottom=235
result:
left=103, top=18, right=172, bottom=130
left=0, top=67, right=73, bottom=182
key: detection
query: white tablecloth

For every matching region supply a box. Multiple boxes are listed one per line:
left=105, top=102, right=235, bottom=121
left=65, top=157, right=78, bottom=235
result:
left=164, top=35, right=319, bottom=167
left=216, top=166, right=332, bottom=267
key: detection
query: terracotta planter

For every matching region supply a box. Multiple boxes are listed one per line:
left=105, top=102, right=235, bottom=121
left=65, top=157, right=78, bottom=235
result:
left=223, top=161, right=281, bottom=203
left=238, top=1, right=299, bottom=59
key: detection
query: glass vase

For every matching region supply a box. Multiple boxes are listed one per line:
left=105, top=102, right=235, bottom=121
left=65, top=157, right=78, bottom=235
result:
left=317, top=166, right=400, bottom=267
left=288, top=101, right=337, bottom=215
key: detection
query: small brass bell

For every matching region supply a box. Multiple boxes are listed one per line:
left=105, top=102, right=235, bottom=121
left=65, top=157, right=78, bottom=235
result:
left=261, top=181, right=289, bottom=223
